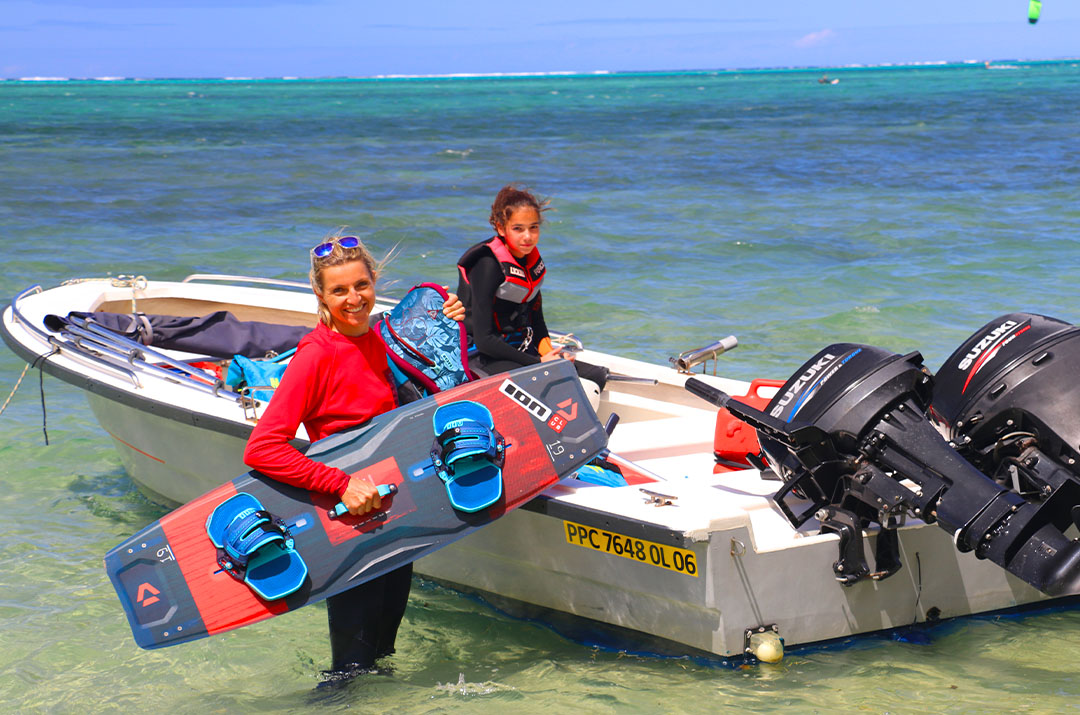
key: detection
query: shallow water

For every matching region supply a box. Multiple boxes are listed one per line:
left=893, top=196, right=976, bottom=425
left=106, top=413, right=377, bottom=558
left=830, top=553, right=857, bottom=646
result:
left=2, top=63, right=1080, bottom=712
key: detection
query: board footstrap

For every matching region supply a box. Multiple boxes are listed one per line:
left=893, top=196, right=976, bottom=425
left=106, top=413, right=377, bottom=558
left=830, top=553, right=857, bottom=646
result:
left=205, top=492, right=308, bottom=600
left=430, top=401, right=507, bottom=512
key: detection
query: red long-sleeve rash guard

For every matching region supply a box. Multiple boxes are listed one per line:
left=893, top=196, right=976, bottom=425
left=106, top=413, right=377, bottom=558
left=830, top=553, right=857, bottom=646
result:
left=243, top=322, right=398, bottom=496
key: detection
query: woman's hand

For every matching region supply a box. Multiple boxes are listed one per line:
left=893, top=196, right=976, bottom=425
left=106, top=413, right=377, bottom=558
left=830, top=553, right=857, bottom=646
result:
left=442, top=291, right=466, bottom=322
left=340, top=474, right=382, bottom=515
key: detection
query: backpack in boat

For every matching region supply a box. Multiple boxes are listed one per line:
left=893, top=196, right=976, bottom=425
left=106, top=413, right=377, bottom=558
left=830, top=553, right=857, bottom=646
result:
left=225, top=348, right=296, bottom=402
left=376, top=283, right=472, bottom=395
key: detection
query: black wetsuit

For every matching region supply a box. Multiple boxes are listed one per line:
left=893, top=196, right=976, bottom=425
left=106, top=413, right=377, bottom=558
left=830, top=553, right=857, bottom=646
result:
left=324, top=380, right=423, bottom=675
left=325, top=563, right=412, bottom=673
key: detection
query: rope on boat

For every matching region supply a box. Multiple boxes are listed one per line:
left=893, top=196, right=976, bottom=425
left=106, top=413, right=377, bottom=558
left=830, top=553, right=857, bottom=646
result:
left=38, top=358, right=49, bottom=445
left=60, top=275, right=148, bottom=289
left=910, top=552, right=923, bottom=625
left=60, top=274, right=147, bottom=315
left=30, top=348, right=58, bottom=446
left=0, top=362, right=31, bottom=418
left=0, top=348, right=54, bottom=444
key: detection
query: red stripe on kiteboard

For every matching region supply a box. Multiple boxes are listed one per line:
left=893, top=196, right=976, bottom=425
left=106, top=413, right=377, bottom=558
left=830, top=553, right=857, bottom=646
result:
left=158, top=482, right=289, bottom=636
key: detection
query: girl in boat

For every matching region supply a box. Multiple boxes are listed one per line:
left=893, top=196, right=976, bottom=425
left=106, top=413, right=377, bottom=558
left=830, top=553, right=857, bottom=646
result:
left=243, top=234, right=464, bottom=678
left=456, top=184, right=608, bottom=390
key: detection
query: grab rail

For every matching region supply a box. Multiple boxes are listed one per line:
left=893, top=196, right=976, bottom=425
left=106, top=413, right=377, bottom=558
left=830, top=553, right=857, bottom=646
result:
left=670, top=336, right=738, bottom=375
left=180, top=273, right=404, bottom=312
left=550, top=332, right=585, bottom=351
left=181, top=274, right=312, bottom=291
left=8, top=285, right=48, bottom=341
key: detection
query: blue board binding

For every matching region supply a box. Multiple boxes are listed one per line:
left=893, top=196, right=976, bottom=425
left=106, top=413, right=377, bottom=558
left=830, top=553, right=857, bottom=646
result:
left=430, top=401, right=506, bottom=512
left=205, top=493, right=308, bottom=601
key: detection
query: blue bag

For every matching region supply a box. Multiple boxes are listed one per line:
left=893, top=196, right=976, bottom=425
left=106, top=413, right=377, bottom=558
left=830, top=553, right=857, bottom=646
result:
left=225, top=348, right=296, bottom=402
left=376, top=283, right=472, bottom=395
left=572, top=464, right=629, bottom=487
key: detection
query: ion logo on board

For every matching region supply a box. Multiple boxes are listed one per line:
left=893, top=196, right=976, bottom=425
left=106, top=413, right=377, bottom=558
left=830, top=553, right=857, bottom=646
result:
left=500, top=379, right=552, bottom=421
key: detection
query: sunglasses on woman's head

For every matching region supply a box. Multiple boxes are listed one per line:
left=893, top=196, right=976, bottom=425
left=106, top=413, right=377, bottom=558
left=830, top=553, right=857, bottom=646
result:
left=311, top=236, right=361, bottom=258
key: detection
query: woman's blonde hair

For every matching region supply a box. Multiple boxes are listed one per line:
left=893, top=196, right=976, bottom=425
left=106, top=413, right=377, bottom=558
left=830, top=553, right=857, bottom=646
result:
left=309, top=232, right=380, bottom=328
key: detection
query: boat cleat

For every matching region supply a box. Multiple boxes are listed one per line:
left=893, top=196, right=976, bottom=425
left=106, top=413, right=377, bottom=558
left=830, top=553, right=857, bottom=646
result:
left=639, top=488, right=677, bottom=507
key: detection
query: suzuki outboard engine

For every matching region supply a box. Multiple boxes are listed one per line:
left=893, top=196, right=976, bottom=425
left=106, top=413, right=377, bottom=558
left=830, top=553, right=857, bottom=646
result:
left=685, top=340, right=1080, bottom=596
left=932, top=313, right=1080, bottom=563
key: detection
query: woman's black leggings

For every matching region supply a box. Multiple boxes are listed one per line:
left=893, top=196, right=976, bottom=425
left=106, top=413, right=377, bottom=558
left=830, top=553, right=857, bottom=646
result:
left=325, top=563, right=412, bottom=672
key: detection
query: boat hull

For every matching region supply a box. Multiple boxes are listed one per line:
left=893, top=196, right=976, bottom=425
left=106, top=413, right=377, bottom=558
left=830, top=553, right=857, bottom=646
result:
left=86, top=392, right=251, bottom=506
left=418, top=496, right=1049, bottom=657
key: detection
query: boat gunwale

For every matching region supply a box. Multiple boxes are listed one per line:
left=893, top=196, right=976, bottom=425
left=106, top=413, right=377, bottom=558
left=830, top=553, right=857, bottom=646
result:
left=523, top=491, right=694, bottom=548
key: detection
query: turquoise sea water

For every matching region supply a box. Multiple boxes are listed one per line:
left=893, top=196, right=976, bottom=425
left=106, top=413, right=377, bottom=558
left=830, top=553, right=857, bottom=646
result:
left=3, top=62, right=1080, bottom=712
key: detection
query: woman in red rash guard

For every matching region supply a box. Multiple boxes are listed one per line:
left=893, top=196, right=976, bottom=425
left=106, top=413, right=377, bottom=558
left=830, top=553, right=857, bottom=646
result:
left=243, top=234, right=464, bottom=678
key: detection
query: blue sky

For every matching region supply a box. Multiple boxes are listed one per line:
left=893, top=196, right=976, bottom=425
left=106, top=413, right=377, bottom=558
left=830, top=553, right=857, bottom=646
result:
left=3, top=0, right=1077, bottom=79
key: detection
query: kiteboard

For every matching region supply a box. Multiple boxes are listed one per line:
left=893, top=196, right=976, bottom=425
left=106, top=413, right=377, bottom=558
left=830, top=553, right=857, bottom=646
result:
left=104, top=359, right=606, bottom=649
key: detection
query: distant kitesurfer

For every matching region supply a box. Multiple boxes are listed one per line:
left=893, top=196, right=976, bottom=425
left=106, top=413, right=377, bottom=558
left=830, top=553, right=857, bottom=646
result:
left=243, top=234, right=464, bottom=679
left=456, top=184, right=608, bottom=392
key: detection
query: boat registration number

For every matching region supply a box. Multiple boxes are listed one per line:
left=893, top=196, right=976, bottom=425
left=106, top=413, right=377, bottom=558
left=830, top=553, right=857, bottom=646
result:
left=563, top=521, right=699, bottom=577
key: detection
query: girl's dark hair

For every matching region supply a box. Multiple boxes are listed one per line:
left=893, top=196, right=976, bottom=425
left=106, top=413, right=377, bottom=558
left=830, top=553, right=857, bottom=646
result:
left=488, top=184, right=549, bottom=232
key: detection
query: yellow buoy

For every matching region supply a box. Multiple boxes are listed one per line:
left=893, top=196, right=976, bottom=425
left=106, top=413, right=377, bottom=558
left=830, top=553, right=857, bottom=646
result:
left=747, top=630, right=784, bottom=663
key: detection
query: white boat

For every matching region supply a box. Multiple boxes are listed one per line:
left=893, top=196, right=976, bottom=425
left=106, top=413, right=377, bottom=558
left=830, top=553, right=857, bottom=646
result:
left=3, top=274, right=1074, bottom=661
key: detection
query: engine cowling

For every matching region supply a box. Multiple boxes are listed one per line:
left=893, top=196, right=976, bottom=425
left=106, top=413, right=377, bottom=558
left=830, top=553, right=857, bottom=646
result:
left=689, top=332, right=1080, bottom=596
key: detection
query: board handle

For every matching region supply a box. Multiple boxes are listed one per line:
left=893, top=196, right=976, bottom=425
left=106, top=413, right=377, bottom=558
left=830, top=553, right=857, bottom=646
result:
left=328, top=483, right=397, bottom=520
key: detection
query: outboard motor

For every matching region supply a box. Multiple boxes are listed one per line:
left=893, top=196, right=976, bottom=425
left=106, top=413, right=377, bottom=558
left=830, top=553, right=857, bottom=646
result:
left=686, top=341, right=1080, bottom=596
left=932, top=313, right=1080, bottom=557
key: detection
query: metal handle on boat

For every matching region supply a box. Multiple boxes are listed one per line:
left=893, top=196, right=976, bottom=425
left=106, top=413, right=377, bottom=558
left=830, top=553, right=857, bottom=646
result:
left=181, top=274, right=313, bottom=291
left=8, top=285, right=48, bottom=340
left=684, top=377, right=733, bottom=409
left=550, top=332, right=585, bottom=352
left=670, top=336, right=738, bottom=374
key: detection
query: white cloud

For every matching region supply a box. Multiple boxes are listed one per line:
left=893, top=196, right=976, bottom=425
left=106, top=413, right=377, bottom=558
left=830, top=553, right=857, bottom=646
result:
left=794, top=28, right=836, bottom=48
